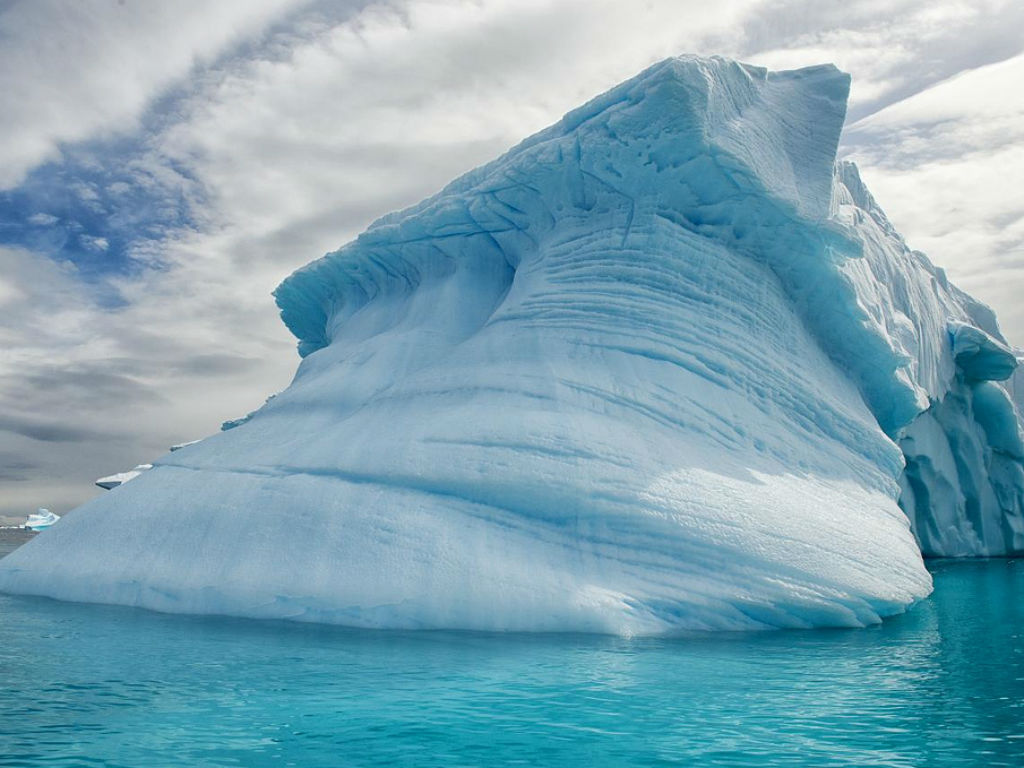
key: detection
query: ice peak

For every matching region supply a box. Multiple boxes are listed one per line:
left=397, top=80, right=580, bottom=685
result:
left=275, top=55, right=851, bottom=358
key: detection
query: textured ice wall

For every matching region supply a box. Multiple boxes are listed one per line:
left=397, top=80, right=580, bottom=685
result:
left=1, top=56, right=1020, bottom=633
left=827, top=165, right=1024, bottom=555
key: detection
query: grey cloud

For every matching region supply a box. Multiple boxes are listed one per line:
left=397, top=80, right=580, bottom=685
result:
left=0, top=452, right=37, bottom=482
left=172, top=354, right=264, bottom=377
left=0, top=413, right=115, bottom=444
left=842, top=120, right=961, bottom=168
left=992, top=210, right=1024, bottom=232
left=0, top=365, right=166, bottom=410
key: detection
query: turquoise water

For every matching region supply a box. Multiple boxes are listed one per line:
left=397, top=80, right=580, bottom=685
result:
left=1, top=558, right=1022, bottom=767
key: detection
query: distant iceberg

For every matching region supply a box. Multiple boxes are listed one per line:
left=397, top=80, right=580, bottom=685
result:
left=24, top=509, right=59, bottom=531
left=1, top=56, right=1021, bottom=634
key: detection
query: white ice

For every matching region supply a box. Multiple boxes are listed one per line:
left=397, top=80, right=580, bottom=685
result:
left=95, top=464, right=153, bottom=490
left=2, top=56, right=1021, bottom=633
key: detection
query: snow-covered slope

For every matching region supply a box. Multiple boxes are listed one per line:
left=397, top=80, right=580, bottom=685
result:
left=1, top=56, right=1020, bottom=633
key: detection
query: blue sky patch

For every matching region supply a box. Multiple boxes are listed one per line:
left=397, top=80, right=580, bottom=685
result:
left=0, top=131, right=202, bottom=306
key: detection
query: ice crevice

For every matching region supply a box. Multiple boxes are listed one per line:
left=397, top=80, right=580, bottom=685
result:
left=1, top=55, right=1021, bottom=632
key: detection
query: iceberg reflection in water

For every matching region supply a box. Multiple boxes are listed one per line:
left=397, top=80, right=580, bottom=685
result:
left=1, top=558, right=1021, bottom=767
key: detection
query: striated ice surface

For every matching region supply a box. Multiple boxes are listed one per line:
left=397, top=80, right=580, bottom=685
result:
left=1, top=56, right=1021, bottom=633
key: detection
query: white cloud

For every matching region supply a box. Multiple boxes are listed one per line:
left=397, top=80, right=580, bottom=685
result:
left=27, top=213, right=59, bottom=227
left=79, top=235, right=109, bottom=252
left=735, top=0, right=1024, bottom=121
left=0, top=0, right=305, bottom=189
left=843, top=53, right=1024, bottom=346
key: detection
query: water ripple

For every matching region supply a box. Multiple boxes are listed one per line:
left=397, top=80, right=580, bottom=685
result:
left=0, top=558, right=1022, bottom=766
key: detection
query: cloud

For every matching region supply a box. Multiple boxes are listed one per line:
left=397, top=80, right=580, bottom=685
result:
left=1, top=0, right=1022, bottom=518
left=0, top=414, right=116, bottom=444
left=80, top=235, right=110, bottom=252
left=27, top=213, right=59, bottom=227
left=842, top=53, right=1024, bottom=345
left=0, top=245, right=296, bottom=515
left=732, top=0, right=1024, bottom=121
left=0, top=0, right=305, bottom=190
left=0, top=453, right=35, bottom=483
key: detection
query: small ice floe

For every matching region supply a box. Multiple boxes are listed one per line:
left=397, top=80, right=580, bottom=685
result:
left=25, top=509, right=59, bottom=531
left=95, top=464, right=152, bottom=490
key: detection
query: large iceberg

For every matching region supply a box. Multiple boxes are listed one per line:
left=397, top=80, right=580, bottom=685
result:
left=2, top=56, right=1021, bottom=634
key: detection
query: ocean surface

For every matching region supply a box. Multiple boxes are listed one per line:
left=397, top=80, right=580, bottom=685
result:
left=1, top=530, right=1021, bottom=767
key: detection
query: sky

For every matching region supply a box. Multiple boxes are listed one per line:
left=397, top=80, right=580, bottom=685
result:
left=1, top=0, right=1022, bottom=521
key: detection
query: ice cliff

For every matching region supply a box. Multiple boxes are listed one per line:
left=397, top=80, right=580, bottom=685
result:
left=2, top=56, right=1021, bottom=634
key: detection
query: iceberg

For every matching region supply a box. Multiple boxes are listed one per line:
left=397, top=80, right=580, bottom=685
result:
left=1, top=56, right=1021, bottom=634
left=23, top=509, right=59, bottom=531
